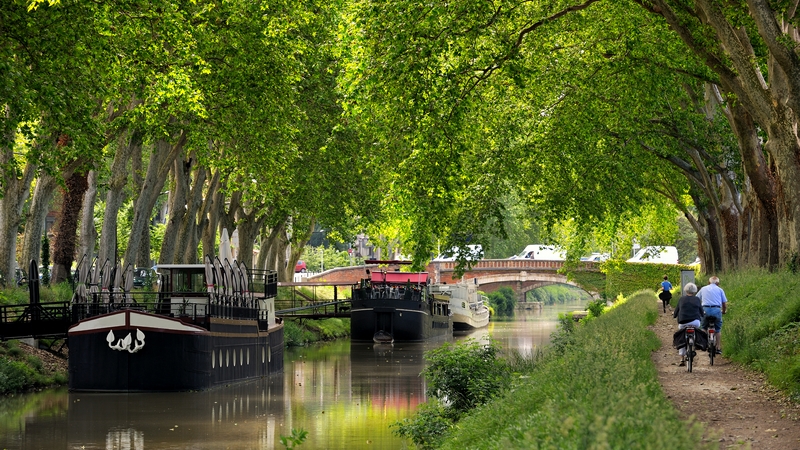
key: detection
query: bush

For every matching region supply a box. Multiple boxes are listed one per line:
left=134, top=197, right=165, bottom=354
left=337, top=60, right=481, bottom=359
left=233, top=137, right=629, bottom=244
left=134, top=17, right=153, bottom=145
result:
left=486, top=287, right=516, bottom=317
left=393, top=339, right=511, bottom=448
left=0, top=357, right=38, bottom=394
left=586, top=298, right=606, bottom=318
left=392, top=402, right=453, bottom=450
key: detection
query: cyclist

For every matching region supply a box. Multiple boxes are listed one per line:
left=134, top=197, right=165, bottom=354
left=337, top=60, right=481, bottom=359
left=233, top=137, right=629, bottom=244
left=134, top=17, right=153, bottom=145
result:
left=658, top=275, right=673, bottom=312
left=697, top=276, right=727, bottom=354
left=673, top=282, right=704, bottom=366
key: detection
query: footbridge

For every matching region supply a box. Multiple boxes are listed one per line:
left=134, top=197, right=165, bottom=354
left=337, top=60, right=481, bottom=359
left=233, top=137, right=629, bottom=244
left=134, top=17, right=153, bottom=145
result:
left=306, top=259, right=602, bottom=303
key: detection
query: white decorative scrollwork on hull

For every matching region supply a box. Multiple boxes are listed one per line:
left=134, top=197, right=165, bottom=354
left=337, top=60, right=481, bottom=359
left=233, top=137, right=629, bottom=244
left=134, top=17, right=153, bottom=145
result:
left=106, top=329, right=145, bottom=353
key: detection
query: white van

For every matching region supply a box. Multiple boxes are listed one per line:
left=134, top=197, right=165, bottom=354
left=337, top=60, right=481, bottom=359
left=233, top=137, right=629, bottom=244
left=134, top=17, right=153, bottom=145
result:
left=510, top=245, right=566, bottom=261
left=627, top=246, right=679, bottom=264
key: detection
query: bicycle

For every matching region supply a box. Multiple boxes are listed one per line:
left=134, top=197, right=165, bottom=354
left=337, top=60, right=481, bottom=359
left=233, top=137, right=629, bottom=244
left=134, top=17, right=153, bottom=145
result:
left=705, top=315, right=718, bottom=366
left=684, top=326, right=697, bottom=372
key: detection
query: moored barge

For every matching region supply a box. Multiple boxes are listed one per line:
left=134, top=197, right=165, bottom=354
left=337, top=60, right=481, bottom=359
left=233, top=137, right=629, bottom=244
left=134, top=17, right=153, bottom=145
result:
left=68, top=256, right=282, bottom=392
left=350, top=269, right=452, bottom=342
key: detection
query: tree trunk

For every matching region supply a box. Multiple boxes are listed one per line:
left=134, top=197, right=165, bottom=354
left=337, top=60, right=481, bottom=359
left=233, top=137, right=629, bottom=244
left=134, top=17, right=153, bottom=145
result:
left=234, top=208, right=266, bottom=269
left=78, top=170, right=99, bottom=265
left=22, top=172, right=58, bottom=274
left=159, top=156, right=190, bottom=264
left=51, top=170, right=89, bottom=284
left=124, top=131, right=187, bottom=267
left=178, top=158, right=207, bottom=264
left=199, top=170, right=222, bottom=261
left=0, top=156, right=36, bottom=284
left=98, top=130, right=141, bottom=267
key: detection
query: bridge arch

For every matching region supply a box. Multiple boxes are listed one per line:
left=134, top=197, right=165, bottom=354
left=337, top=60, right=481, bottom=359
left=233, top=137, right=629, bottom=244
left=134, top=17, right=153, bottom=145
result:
left=306, top=259, right=603, bottom=302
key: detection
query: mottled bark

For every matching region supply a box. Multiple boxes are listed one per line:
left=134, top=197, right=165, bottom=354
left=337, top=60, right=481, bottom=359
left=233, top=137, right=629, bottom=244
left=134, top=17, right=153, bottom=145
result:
left=0, top=154, right=36, bottom=284
left=123, top=131, right=187, bottom=268
left=200, top=171, right=223, bottom=261
left=98, top=130, right=141, bottom=266
left=159, top=156, right=190, bottom=264
left=78, top=170, right=99, bottom=264
left=21, top=172, right=58, bottom=274
left=651, top=0, right=800, bottom=266
left=51, top=171, right=89, bottom=284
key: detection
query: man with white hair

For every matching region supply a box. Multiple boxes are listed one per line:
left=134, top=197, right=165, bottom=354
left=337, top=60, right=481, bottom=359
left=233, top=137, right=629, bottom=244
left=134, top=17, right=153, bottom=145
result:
left=697, top=276, right=728, bottom=354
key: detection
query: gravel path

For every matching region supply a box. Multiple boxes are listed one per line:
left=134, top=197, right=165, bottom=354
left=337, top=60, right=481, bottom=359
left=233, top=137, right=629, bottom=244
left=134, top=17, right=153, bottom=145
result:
left=650, top=303, right=800, bottom=449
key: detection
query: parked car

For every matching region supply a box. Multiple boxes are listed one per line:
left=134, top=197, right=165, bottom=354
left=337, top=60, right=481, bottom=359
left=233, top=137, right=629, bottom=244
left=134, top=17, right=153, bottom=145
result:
left=580, top=253, right=609, bottom=262
left=295, top=260, right=307, bottom=273
left=510, top=245, right=566, bottom=261
left=627, top=246, right=679, bottom=264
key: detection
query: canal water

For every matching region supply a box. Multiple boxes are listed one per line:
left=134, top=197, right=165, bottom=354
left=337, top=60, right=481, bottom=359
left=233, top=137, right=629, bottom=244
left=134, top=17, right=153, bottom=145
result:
left=0, top=301, right=584, bottom=449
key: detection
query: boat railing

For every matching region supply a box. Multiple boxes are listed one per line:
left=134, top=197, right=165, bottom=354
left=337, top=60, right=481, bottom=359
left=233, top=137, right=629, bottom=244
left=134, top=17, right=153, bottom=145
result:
left=250, top=269, right=278, bottom=298
left=71, top=291, right=263, bottom=323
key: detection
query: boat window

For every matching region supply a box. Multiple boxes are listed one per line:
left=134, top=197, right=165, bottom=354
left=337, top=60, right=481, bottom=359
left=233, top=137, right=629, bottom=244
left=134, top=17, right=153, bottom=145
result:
left=212, top=352, right=215, bottom=369
left=240, top=349, right=244, bottom=365
left=171, top=269, right=206, bottom=294
left=233, top=349, right=236, bottom=367
left=226, top=350, right=229, bottom=367
left=247, top=349, right=250, bottom=365
left=262, top=347, right=265, bottom=364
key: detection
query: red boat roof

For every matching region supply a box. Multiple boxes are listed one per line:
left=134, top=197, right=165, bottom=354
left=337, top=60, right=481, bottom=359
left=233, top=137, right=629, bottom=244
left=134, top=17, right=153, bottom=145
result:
left=370, top=271, right=428, bottom=284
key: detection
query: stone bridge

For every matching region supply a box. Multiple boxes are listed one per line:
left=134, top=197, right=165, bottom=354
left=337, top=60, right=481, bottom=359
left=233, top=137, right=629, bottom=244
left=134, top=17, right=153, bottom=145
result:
left=307, top=259, right=601, bottom=303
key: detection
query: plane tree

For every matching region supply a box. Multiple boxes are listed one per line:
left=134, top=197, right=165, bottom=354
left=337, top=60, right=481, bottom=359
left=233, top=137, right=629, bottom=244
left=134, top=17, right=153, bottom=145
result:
left=340, top=0, right=785, bottom=271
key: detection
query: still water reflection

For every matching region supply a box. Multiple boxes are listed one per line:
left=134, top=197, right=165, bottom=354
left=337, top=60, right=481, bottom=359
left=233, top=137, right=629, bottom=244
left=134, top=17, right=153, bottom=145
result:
left=0, top=301, right=585, bottom=449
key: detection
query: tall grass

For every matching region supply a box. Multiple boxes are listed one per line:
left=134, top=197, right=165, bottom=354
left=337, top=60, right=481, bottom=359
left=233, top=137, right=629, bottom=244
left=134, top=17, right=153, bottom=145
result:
left=0, top=282, right=74, bottom=306
left=438, top=293, right=710, bottom=450
left=715, top=269, right=800, bottom=400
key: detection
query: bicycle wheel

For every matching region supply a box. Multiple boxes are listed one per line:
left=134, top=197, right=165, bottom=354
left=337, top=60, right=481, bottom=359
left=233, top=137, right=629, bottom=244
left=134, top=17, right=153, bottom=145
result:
left=687, top=337, right=694, bottom=372
left=708, top=333, right=716, bottom=366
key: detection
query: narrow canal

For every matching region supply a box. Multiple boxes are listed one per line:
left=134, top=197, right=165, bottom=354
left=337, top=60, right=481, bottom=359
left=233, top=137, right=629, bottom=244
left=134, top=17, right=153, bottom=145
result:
left=0, top=301, right=585, bottom=449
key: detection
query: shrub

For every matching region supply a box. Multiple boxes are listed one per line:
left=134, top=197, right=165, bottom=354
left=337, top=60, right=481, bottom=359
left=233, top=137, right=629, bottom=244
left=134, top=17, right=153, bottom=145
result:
left=393, top=339, right=511, bottom=448
left=392, top=402, right=453, bottom=450
left=283, top=320, right=316, bottom=347
left=586, top=298, right=606, bottom=318
left=486, top=287, right=516, bottom=316
left=423, top=339, right=510, bottom=417
left=0, top=357, right=38, bottom=394
left=549, top=312, right=576, bottom=354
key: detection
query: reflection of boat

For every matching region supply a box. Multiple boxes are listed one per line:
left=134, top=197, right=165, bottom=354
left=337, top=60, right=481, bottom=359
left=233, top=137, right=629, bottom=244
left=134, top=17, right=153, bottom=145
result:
left=373, top=329, right=394, bottom=344
left=68, top=254, right=283, bottom=392
left=351, top=268, right=452, bottom=342
left=430, top=281, right=490, bottom=331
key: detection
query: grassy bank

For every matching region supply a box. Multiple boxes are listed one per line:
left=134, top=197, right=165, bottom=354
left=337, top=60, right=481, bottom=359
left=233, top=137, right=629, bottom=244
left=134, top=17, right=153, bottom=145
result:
left=0, top=340, right=68, bottom=395
left=283, top=317, right=351, bottom=347
left=437, top=293, right=710, bottom=449
left=706, top=269, right=800, bottom=400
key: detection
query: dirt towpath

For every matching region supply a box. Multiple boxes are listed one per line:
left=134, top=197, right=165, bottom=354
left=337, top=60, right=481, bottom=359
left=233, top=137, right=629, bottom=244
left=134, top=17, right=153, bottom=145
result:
left=650, top=304, right=800, bottom=449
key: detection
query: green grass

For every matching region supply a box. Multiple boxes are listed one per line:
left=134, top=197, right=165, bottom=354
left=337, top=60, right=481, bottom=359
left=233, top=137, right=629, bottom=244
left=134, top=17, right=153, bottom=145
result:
left=438, top=292, right=710, bottom=450
left=0, top=341, right=67, bottom=394
left=283, top=318, right=351, bottom=347
left=0, top=282, right=73, bottom=306
left=714, top=269, right=800, bottom=400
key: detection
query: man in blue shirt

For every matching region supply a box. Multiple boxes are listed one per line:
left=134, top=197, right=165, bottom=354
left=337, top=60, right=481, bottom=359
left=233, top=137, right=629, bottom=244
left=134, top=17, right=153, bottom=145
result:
left=697, top=276, right=728, bottom=354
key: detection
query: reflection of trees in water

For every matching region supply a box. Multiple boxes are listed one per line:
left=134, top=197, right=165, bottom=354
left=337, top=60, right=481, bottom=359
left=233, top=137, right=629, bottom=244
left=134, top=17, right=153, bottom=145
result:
left=527, top=284, right=593, bottom=305
left=2, top=379, right=287, bottom=448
